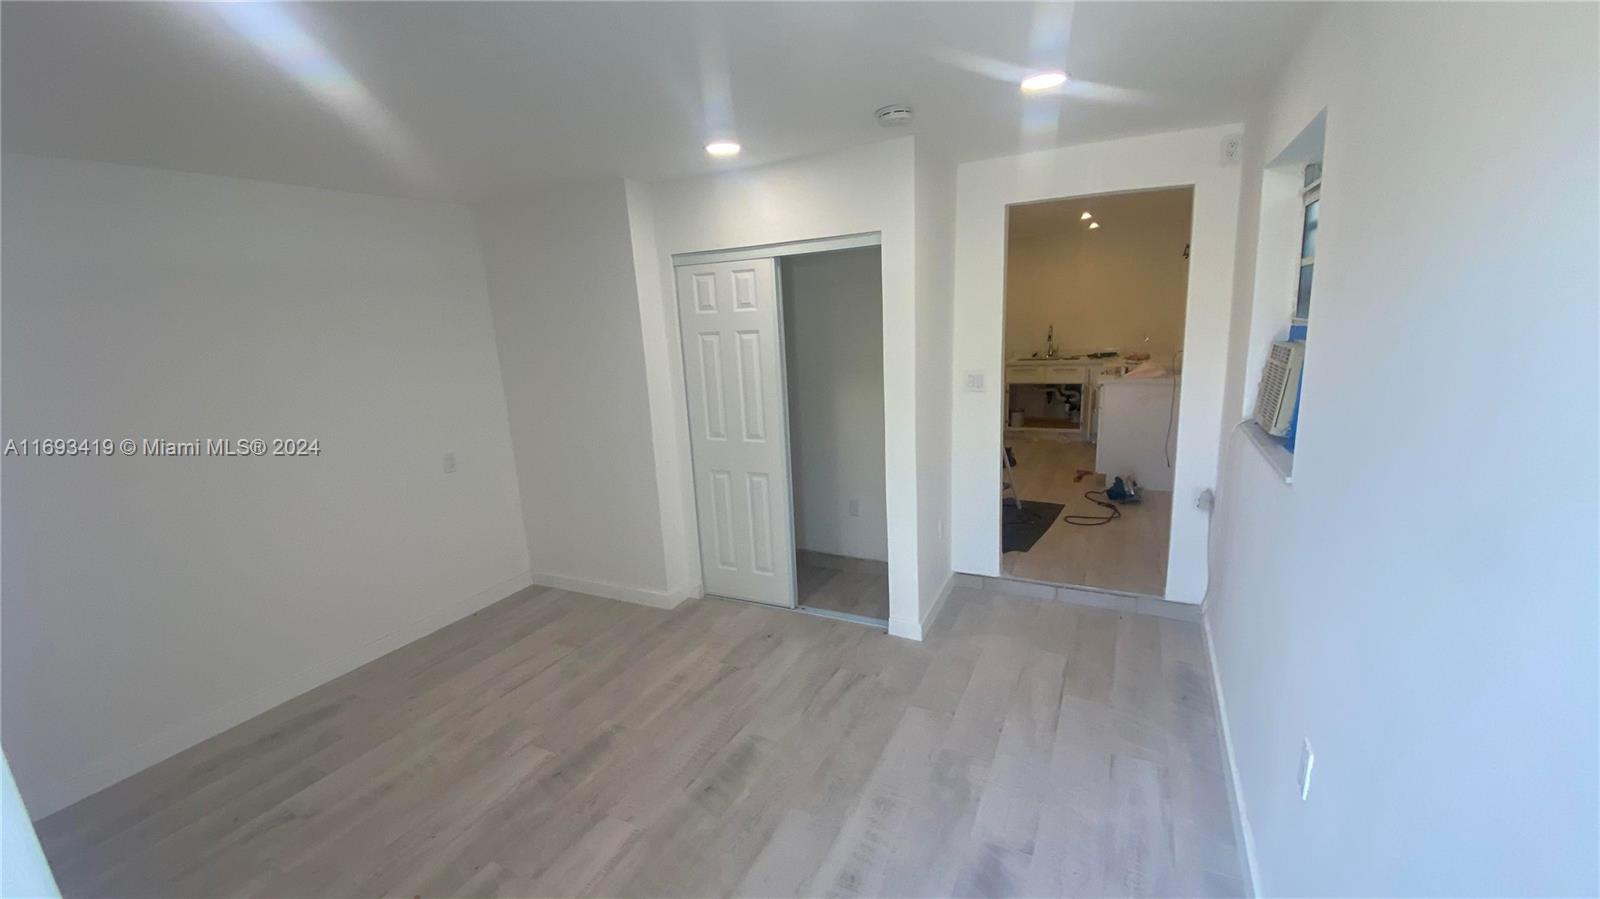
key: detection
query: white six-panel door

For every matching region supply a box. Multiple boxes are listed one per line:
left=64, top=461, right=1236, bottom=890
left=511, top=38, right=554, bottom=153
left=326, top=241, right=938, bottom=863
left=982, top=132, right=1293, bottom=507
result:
left=674, top=258, right=796, bottom=607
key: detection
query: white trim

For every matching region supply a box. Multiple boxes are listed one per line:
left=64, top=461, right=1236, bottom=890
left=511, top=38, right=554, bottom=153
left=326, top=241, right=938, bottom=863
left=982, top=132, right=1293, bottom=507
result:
left=1202, top=612, right=1262, bottom=896
left=886, top=616, right=922, bottom=640
left=1242, top=421, right=1295, bottom=485
left=795, top=605, right=887, bottom=630
left=27, top=569, right=536, bottom=819
left=924, top=571, right=956, bottom=632
left=670, top=231, right=881, bottom=266
left=529, top=569, right=696, bottom=610
left=888, top=571, right=955, bottom=641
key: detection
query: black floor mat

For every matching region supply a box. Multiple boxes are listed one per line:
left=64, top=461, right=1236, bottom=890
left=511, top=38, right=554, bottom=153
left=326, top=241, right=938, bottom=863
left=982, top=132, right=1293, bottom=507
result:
left=1002, top=500, right=1065, bottom=553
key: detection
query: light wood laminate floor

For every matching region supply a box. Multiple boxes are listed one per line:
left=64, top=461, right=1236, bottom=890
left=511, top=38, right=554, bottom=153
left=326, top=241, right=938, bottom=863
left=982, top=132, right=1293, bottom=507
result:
left=1003, top=437, right=1174, bottom=596
left=36, top=584, right=1242, bottom=898
left=796, top=550, right=890, bottom=621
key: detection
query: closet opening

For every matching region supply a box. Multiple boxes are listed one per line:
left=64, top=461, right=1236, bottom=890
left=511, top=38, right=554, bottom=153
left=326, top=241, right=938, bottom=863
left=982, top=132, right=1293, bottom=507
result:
left=781, top=246, right=888, bottom=624
left=672, top=234, right=887, bottom=627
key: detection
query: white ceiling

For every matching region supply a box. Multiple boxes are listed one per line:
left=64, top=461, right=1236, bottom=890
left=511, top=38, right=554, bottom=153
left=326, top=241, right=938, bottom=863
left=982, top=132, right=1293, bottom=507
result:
left=1008, top=186, right=1193, bottom=240
left=2, top=2, right=1320, bottom=202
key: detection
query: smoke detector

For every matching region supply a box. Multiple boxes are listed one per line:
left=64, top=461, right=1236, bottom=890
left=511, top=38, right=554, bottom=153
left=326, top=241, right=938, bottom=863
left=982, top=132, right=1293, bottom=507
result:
left=875, top=104, right=914, bottom=127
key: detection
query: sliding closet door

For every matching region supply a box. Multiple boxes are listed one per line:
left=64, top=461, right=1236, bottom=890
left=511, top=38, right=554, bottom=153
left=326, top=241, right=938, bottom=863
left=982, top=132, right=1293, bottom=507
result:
left=674, top=258, right=796, bottom=607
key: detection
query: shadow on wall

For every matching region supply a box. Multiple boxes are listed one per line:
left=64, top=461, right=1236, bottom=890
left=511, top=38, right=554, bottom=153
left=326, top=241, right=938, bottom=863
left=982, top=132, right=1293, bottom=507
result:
left=781, top=246, right=888, bottom=563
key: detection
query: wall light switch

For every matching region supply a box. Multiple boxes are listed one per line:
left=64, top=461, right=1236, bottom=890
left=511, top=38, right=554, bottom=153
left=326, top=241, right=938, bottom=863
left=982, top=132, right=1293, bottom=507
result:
left=964, top=371, right=986, bottom=392
left=1298, top=738, right=1315, bottom=800
left=443, top=452, right=457, bottom=474
left=848, top=499, right=861, bottom=517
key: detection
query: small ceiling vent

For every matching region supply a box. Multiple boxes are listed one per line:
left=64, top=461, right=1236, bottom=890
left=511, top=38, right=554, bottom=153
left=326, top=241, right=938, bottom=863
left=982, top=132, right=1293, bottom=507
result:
left=875, top=104, right=914, bottom=127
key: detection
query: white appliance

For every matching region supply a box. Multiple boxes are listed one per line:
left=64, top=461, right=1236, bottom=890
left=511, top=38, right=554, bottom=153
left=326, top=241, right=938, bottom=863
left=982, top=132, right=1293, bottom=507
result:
left=1095, top=377, right=1178, bottom=491
left=1254, top=340, right=1306, bottom=437
left=1087, top=362, right=1133, bottom=440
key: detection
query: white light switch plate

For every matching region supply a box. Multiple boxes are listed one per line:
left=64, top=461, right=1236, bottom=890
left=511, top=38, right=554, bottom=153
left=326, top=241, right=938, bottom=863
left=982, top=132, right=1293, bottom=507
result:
left=964, top=371, right=986, bottom=392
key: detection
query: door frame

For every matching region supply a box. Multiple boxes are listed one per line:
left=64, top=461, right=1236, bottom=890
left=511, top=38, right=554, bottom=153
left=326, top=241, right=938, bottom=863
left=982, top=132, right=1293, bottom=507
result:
left=997, top=187, right=1194, bottom=592
left=671, top=231, right=885, bottom=613
left=671, top=231, right=881, bottom=268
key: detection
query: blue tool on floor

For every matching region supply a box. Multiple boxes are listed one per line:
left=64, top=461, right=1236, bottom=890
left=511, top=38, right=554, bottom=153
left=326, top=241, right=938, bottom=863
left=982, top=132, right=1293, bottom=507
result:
left=1105, top=476, right=1142, bottom=504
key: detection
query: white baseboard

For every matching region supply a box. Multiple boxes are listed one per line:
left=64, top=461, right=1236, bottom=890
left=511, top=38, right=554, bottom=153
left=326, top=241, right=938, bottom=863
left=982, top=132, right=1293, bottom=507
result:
left=1202, top=612, right=1261, bottom=896
left=528, top=570, right=693, bottom=610
left=30, top=569, right=535, bottom=820
left=888, top=571, right=955, bottom=642
left=886, top=617, right=921, bottom=640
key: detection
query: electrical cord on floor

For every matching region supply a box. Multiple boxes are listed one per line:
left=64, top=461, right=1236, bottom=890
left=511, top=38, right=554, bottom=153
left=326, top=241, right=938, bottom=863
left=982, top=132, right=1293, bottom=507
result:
left=1165, top=349, right=1183, bottom=469
left=1062, top=490, right=1122, bottom=526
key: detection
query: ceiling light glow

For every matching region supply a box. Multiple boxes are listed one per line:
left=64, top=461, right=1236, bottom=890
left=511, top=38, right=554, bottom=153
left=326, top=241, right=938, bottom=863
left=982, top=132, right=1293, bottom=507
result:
left=210, top=3, right=434, bottom=186
left=1080, top=211, right=1093, bottom=220
left=1020, top=71, right=1069, bottom=93
left=705, top=141, right=741, bottom=157
left=1088, top=221, right=1101, bottom=229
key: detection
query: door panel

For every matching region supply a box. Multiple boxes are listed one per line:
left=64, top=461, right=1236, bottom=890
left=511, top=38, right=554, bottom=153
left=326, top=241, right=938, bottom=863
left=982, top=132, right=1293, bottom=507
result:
left=675, top=258, right=795, bottom=607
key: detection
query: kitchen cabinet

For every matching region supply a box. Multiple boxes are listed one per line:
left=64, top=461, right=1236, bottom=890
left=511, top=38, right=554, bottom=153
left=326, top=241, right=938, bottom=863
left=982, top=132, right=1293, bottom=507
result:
left=1005, top=357, right=1136, bottom=438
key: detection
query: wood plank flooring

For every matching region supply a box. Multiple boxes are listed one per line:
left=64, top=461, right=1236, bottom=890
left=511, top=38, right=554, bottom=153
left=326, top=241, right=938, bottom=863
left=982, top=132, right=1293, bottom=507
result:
left=35, top=584, right=1242, bottom=898
left=1002, top=438, right=1174, bottom=596
left=796, top=550, right=890, bottom=621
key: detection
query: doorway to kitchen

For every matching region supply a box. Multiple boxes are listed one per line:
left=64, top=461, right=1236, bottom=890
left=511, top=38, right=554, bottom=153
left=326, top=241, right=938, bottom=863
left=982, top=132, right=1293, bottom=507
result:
left=1000, top=187, right=1193, bottom=596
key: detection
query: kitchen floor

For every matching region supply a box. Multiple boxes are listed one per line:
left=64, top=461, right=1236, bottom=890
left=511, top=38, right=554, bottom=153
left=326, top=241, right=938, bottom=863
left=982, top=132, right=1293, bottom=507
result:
left=1002, top=437, right=1173, bottom=596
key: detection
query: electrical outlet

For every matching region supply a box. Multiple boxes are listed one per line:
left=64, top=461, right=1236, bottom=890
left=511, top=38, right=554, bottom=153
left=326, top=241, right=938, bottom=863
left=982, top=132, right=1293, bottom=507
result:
left=937, top=518, right=944, bottom=538
left=963, top=371, right=986, bottom=392
left=1297, top=738, right=1315, bottom=800
left=848, top=499, right=861, bottom=517
left=1220, top=133, right=1242, bottom=165
left=442, top=452, right=457, bottom=474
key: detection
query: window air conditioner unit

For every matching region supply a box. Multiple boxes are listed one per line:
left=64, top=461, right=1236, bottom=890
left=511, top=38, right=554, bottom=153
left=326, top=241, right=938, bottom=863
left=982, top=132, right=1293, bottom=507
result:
left=1254, top=340, right=1305, bottom=437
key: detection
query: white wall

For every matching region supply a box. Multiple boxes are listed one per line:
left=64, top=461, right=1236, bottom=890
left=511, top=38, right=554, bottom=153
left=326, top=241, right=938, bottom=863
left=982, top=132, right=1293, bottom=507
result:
left=912, top=143, right=957, bottom=629
left=638, top=138, right=933, bottom=636
left=1005, top=189, right=1193, bottom=360
left=475, top=181, right=678, bottom=606
left=1, top=155, right=531, bottom=817
left=623, top=180, right=697, bottom=598
left=2, top=755, right=58, bottom=898
left=1206, top=3, right=1599, bottom=894
left=781, top=248, right=888, bottom=562
left=950, top=125, right=1243, bottom=603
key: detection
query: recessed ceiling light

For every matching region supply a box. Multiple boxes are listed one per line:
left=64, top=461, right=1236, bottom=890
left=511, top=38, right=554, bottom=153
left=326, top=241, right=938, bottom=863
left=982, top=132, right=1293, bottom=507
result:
left=1080, top=211, right=1093, bottom=220
left=705, top=141, right=741, bottom=157
left=1088, top=221, right=1101, bottom=229
left=1020, top=71, right=1069, bottom=93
